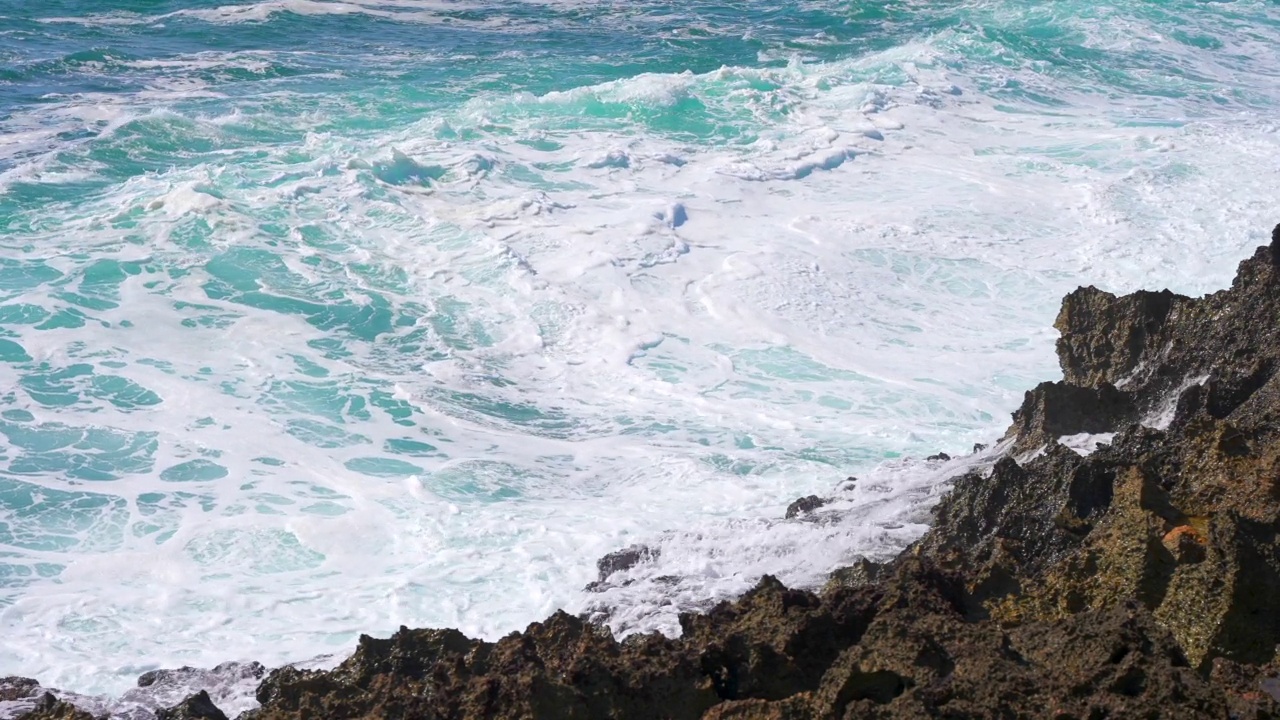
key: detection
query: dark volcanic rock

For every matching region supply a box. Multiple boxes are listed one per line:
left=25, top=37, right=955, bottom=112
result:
left=245, top=613, right=721, bottom=720
left=10, top=661, right=265, bottom=720
left=0, top=677, right=41, bottom=702
left=1054, top=286, right=1183, bottom=392
left=155, top=690, right=228, bottom=720
left=1004, top=380, right=1136, bottom=454
left=784, top=495, right=827, bottom=519
left=823, top=557, right=889, bottom=592
left=133, top=661, right=266, bottom=694
left=586, top=543, right=661, bottom=592
left=13, top=693, right=94, bottom=720
left=596, top=544, right=658, bottom=581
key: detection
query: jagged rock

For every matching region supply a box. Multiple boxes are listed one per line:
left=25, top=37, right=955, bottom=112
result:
left=1004, top=380, right=1136, bottom=454
left=132, top=660, right=266, bottom=693
left=678, top=575, right=880, bottom=703
left=140, top=665, right=242, bottom=690
left=0, top=677, right=41, bottom=702
left=585, top=544, right=662, bottom=593
left=13, top=693, right=95, bottom=720
left=1054, top=287, right=1183, bottom=391
left=823, top=558, right=889, bottom=593
left=1055, top=238, right=1280, bottom=419
left=677, top=562, right=1233, bottom=719
left=784, top=495, right=827, bottom=519
left=246, top=614, right=720, bottom=720
left=1210, top=657, right=1280, bottom=719
left=153, top=690, right=228, bottom=720
left=925, top=452, right=950, bottom=462
left=595, top=544, right=658, bottom=582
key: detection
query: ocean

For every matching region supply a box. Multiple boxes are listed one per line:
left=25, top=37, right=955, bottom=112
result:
left=1, top=0, right=1278, bottom=710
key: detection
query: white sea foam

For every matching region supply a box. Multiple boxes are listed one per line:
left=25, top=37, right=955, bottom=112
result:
left=40, top=0, right=524, bottom=29
left=1143, top=374, right=1211, bottom=430
left=1059, top=432, right=1116, bottom=457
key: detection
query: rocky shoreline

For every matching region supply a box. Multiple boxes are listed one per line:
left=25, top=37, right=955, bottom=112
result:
left=9, top=228, right=1280, bottom=719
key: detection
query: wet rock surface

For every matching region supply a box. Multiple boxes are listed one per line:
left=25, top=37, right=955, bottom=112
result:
left=784, top=495, right=828, bottom=519
left=12, top=694, right=94, bottom=720
left=18, top=229, right=1280, bottom=718
left=154, top=692, right=228, bottom=720
left=0, top=679, right=41, bottom=704
left=585, top=544, right=662, bottom=592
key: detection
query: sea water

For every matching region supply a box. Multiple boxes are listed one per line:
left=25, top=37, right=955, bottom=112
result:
left=1, top=0, right=1279, bottom=708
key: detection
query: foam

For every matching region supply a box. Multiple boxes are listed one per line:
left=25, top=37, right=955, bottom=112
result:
left=583, top=452, right=998, bottom=637
left=38, top=0, right=522, bottom=29
left=1059, top=433, right=1116, bottom=456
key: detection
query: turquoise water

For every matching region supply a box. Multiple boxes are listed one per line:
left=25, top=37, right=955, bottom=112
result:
left=2, top=0, right=1279, bottom=702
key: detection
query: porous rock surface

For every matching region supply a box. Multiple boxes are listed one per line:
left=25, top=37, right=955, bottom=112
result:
left=19, top=228, right=1280, bottom=719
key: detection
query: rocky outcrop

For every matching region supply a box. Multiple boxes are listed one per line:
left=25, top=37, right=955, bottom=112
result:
left=0, top=678, right=41, bottom=703
left=784, top=495, right=827, bottom=519
left=933, top=240, right=1280, bottom=677
left=585, top=544, right=661, bottom=592
left=244, top=614, right=720, bottom=720
left=154, top=691, right=228, bottom=720
left=17, top=227, right=1280, bottom=719
left=235, top=565, right=1257, bottom=719
left=11, top=694, right=94, bottom=720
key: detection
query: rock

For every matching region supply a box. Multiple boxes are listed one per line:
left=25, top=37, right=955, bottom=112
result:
left=246, top=615, right=720, bottom=720
left=155, top=690, right=229, bottom=720
left=13, top=693, right=95, bottom=720
left=1210, top=657, right=1280, bottom=719
left=0, top=677, right=41, bottom=702
left=1161, top=524, right=1207, bottom=563
left=594, top=544, right=658, bottom=583
left=1053, top=286, right=1183, bottom=391
left=1004, top=380, right=1136, bottom=454
left=133, top=661, right=265, bottom=690
left=117, top=661, right=266, bottom=719
left=784, top=495, right=827, bottom=519
left=972, top=443, right=988, bottom=453
left=926, top=452, right=951, bottom=461
left=823, top=558, right=889, bottom=592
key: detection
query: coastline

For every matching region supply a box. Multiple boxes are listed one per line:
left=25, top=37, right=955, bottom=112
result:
left=8, top=226, right=1280, bottom=718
